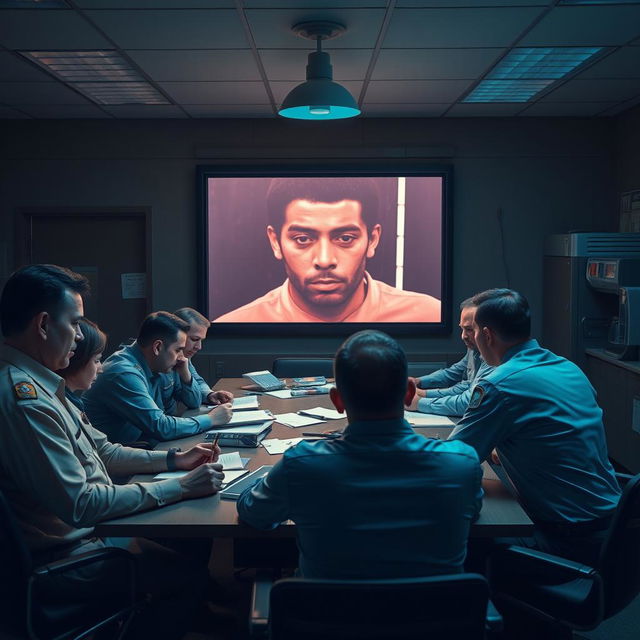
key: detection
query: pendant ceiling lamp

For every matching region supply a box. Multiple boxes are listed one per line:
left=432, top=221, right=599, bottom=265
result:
left=279, top=21, right=361, bottom=121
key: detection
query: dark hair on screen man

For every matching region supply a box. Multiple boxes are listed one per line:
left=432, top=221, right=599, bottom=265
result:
left=213, top=177, right=441, bottom=323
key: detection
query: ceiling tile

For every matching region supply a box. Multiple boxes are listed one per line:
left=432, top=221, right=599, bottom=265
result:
left=159, top=81, right=270, bottom=104
left=397, top=0, right=548, bottom=5
left=539, top=77, right=640, bottom=103
left=0, top=9, right=111, bottom=49
left=446, top=103, right=526, bottom=117
left=577, top=46, right=640, bottom=79
left=85, top=9, right=246, bottom=49
left=364, top=79, right=472, bottom=102
left=521, top=6, right=640, bottom=47
left=0, top=52, right=55, bottom=82
left=127, top=50, right=261, bottom=82
left=363, top=103, right=449, bottom=117
left=270, top=80, right=362, bottom=104
left=18, top=104, right=110, bottom=118
left=384, top=7, right=545, bottom=48
left=77, top=1, right=234, bottom=6
left=519, top=101, right=615, bottom=117
left=0, top=82, right=92, bottom=105
left=183, top=104, right=274, bottom=117
left=246, top=8, right=386, bottom=49
left=0, top=105, right=31, bottom=118
left=260, top=49, right=372, bottom=81
left=100, top=104, right=187, bottom=117
left=373, top=48, right=504, bottom=80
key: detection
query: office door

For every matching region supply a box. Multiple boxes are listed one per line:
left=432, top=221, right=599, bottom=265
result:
left=16, top=209, right=151, bottom=353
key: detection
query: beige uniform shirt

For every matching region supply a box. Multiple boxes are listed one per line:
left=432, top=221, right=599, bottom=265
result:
left=0, top=344, right=183, bottom=552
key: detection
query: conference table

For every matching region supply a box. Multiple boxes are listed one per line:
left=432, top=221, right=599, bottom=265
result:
left=95, top=378, right=533, bottom=541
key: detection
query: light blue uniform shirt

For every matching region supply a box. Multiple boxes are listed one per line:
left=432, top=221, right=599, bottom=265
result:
left=237, top=419, right=482, bottom=580
left=84, top=343, right=212, bottom=445
left=418, top=359, right=493, bottom=417
left=449, top=339, right=621, bottom=524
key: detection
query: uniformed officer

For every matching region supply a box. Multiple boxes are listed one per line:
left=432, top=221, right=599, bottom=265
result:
left=449, top=288, right=621, bottom=564
left=0, top=264, right=226, bottom=639
left=84, top=311, right=232, bottom=446
left=172, top=307, right=234, bottom=406
left=407, top=298, right=492, bottom=416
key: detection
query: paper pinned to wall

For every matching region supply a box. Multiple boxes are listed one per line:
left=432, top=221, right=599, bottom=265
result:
left=121, top=272, right=146, bottom=299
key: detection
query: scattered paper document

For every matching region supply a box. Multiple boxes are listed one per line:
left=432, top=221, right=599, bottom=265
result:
left=263, top=389, right=294, bottom=399
left=221, top=469, right=250, bottom=487
left=298, top=406, right=343, bottom=420
left=404, top=411, right=455, bottom=427
left=228, top=410, right=274, bottom=426
left=262, top=438, right=305, bottom=455
left=275, top=412, right=324, bottom=428
left=154, top=470, right=188, bottom=480
left=217, top=451, right=246, bottom=470
left=233, top=396, right=259, bottom=410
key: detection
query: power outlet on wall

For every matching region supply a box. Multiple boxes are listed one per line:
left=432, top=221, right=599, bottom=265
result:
left=215, top=361, right=224, bottom=378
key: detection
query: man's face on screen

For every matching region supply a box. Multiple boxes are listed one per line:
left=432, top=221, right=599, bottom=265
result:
left=267, top=198, right=381, bottom=313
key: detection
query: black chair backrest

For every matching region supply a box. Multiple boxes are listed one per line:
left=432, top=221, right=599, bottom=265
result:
left=598, top=472, right=640, bottom=619
left=272, top=358, right=334, bottom=378
left=269, top=574, right=489, bottom=640
left=0, top=489, right=32, bottom=630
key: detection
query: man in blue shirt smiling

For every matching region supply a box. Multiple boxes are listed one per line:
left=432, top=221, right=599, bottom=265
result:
left=449, top=288, right=621, bottom=564
left=237, top=330, right=482, bottom=579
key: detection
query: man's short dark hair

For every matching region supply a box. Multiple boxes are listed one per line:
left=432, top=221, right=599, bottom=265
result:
left=266, top=177, right=381, bottom=235
left=137, top=312, right=190, bottom=347
left=459, top=297, right=476, bottom=311
left=173, top=307, right=211, bottom=329
left=61, top=318, right=107, bottom=376
left=471, top=288, right=531, bottom=341
left=0, top=264, right=90, bottom=337
left=334, top=330, right=408, bottom=416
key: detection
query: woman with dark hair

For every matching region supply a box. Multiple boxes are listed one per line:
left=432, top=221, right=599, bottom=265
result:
left=59, top=317, right=107, bottom=411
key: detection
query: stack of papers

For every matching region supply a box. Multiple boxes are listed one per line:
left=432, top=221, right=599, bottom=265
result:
left=262, top=438, right=305, bottom=455
left=227, top=410, right=274, bottom=426
left=154, top=450, right=249, bottom=482
left=404, top=411, right=455, bottom=427
left=275, top=412, right=324, bottom=428
left=298, top=406, right=343, bottom=420
left=262, top=389, right=294, bottom=399
left=233, top=396, right=259, bottom=410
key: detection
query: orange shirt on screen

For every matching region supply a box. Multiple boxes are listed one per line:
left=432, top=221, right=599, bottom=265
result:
left=213, top=272, right=441, bottom=323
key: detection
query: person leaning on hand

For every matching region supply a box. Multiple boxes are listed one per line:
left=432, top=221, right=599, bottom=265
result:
left=84, top=311, right=232, bottom=446
left=0, top=264, right=225, bottom=640
left=171, top=307, right=233, bottom=406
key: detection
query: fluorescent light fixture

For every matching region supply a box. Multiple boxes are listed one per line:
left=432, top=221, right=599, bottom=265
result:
left=20, top=50, right=169, bottom=105
left=464, top=47, right=602, bottom=103
left=559, top=1, right=640, bottom=5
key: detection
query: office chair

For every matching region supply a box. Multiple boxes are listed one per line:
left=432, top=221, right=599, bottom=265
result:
left=488, top=472, right=640, bottom=638
left=272, top=358, right=334, bottom=378
left=0, top=489, right=139, bottom=640
left=250, top=573, right=501, bottom=640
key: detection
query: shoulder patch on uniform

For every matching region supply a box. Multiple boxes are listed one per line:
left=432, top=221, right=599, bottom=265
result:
left=469, top=385, right=485, bottom=409
left=14, top=382, right=37, bottom=400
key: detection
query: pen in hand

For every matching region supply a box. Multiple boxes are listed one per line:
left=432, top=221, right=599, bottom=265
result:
left=210, top=433, right=220, bottom=463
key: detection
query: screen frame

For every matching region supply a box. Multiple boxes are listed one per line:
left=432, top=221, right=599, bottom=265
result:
left=196, top=162, right=453, bottom=337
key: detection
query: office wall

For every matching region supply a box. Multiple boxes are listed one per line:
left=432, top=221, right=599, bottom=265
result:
left=0, top=116, right=616, bottom=365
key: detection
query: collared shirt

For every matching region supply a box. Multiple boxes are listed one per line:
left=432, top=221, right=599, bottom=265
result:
left=417, top=359, right=493, bottom=417
left=237, top=419, right=482, bottom=579
left=417, top=349, right=481, bottom=395
left=173, top=360, right=212, bottom=405
left=84, top=342, right=212, bottom=445
left=449, top=339, right=621, bottom=524
left=213, top=272, right=441, bottom=323
left=0, top=344, right=182, bottom=552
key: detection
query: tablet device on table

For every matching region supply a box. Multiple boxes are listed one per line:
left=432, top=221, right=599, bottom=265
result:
left=219, top=465, right=273, bottom=500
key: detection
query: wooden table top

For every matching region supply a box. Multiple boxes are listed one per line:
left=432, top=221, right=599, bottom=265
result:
left=95, top=378, right=533, bottom=539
